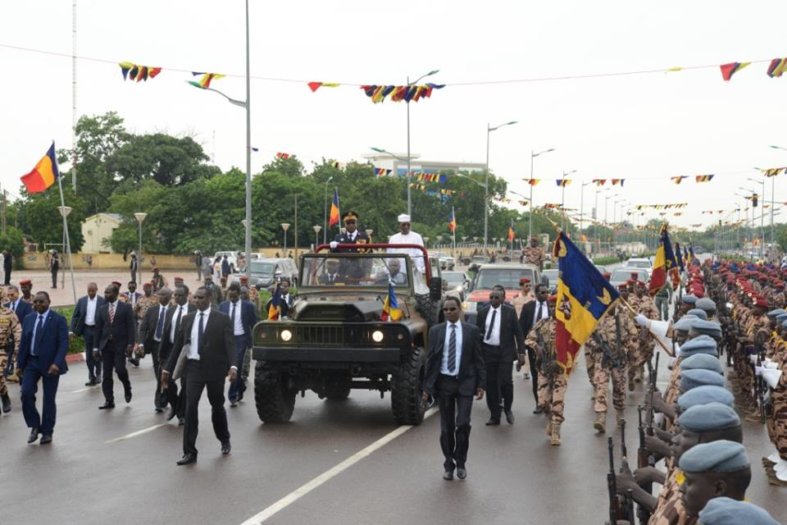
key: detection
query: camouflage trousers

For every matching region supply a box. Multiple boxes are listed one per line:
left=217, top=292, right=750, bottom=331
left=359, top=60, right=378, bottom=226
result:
left=628, top=339, right=652, bottom=381
left=0, top=352, right=6, bottom=396
left=584, top=346, right=595, bottom=388
left=592, top=352, right=627, bottom=413
left=537, top=371, right=568, bottom=424
left=767, top=391, right=787, bottom=461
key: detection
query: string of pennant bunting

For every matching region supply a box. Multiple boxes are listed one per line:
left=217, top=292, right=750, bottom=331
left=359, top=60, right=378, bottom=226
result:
left=592, top=179, right=625, bottom=186
left=359, top=83, right=445, bottom=104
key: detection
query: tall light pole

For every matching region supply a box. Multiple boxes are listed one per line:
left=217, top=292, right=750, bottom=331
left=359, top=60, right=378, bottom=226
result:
left=322, top=176, right=333, bottom=244
left=313, top=225, right=321, bottom=250
left=739, top=186, right=756, bottom=258
left=766, top=144, right=787, bottom=248
left=281, top=223, right=290, bottom=254
left=405, top=69, right=440, bottom=218
left=134, top=212, right=147, bottom=283
left=527, top=147, right=556, bottom=239
left=747, top=176, right=766, bottom=259
left=579, top=181, right=591, bottom=237
left=484, top=120, right=518, bottom=250
left=560, top=169, right=577, bottom=231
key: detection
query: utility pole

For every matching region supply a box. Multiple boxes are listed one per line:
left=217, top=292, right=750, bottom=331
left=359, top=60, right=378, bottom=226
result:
left=1, top=189, right=7, bottom=234
left=294, top=194, right=299, bottom=260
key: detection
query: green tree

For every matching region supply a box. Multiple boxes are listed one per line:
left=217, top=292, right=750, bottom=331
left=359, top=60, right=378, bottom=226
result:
left=17, top=185, right=87, bottom=252
left=0, top=227, right=26, bottom=264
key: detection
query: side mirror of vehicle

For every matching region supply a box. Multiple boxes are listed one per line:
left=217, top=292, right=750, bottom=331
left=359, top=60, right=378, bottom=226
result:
left=429, top=277, right=442, bottom=301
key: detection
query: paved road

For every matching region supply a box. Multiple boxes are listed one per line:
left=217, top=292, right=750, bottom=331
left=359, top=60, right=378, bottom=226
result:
left=1, top=347, right=784, bottom=525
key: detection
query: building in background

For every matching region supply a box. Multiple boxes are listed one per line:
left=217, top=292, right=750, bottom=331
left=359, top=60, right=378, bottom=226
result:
left=81, top=213, right=123, bottom=253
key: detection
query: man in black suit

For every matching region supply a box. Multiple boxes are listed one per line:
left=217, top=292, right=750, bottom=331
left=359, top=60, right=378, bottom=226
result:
left=317, top=259, right=346, bottom=285
left=69, top=282, right=105, bottom=386
left=422, top=296, right=485, bottom=481
left=477, top=287, right=525, bottom=425
left=93, top=283, right=136, bottom=409
left=159, top=285, right=195, bottom=423
left=3, top=250, right=12, bottom=285
left=161, top=286, right=235, bottom=466
left=138, top=287, right=171, bottom=412
left=219, top=284, right=259, bottom=407
left=518, top=283, right=551, bottom=413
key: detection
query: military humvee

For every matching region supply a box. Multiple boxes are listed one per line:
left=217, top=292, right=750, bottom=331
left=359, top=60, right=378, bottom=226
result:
left=252, top=244, right=442, bottom=425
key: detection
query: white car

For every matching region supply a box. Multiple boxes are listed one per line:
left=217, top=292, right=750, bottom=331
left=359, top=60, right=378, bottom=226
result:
left=432, top=251, right=455, bottom=271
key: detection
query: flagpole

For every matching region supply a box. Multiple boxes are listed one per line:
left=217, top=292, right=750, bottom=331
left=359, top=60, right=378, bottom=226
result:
left=56, top=175, right=78, bottom=304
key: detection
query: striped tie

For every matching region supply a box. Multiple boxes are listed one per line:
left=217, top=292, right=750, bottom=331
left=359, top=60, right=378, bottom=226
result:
left=447, top=324, right=457, bottom=373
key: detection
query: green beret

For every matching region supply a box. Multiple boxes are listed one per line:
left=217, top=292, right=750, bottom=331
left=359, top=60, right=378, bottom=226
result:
left=698, top=497, right=779, bottom=525
left=680, top=335, right=718, bottom=358
left=682, top=294, right=698, bottom=305
left=687, top=308, right=708, bottom=320
left=680, top=369, right=726, bottom=392
left=678, top=402, right=740, bottom=432
left=677, top=386, right=734, bottom=412
left=689, top=321, right=723, bottom=340
left=679, top=440, right=749, bottom=473
left=680, top=354, right=724, bottom=375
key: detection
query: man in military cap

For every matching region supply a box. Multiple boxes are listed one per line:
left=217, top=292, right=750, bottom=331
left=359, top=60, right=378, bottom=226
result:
left=20, top=279, right=34, bottom=303
left=330, top=211, right=370, bottom=252
left=698, top=497, right=780, bottom=525
left=521, top=236, right=545, bottom=270
left=674, top=293, right=698, bottom=322
left=0, top=287, right=21, bottom=412
left=150, top=267, right=166, bottom=292
left=203, top=274, right=223, bottom=306
left=629, top=280, right=659, bottom=389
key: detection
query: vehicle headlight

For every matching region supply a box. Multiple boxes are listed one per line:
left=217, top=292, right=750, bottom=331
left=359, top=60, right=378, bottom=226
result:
left=371, top=330, right=384, bottom=343
left=280, top=329, right=293, bottom=342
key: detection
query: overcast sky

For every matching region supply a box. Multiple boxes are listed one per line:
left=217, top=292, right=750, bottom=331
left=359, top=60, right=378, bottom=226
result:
left=1, top=0, right=785, bottom=231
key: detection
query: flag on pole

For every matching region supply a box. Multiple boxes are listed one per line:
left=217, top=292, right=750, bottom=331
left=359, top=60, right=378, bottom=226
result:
left=448, top=207, right=457, bottom=233
left=675, top=242, right=685, bottom=272
left=507, top=226, right=515, bottom=242
left=649, top=224, right=678, bottom=295
left=328, top=189, right=341, bottom=227
left=268, top=284, right=282, bottom=320
left=21, top=142, right=59, bottom=194
left=381, top=283, right=403, bottom=321
left=553, top=231, right=620, bottom=374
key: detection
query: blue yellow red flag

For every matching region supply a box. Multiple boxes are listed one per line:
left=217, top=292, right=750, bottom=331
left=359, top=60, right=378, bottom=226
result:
left=268, top=284, right=282, bottom=320
left=553, top=231, right=619, bottom=373
left=20, top=142, right=59, bottom=194
left=381, top=283, right=403, bottom=321
left=328, top=189, right=340, bottom=227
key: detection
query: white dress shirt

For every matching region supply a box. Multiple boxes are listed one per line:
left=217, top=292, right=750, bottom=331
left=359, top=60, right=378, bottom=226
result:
left=229, top=301, right=244, bottom=336
left=85, top=296, right=98, bottom=325
left=483, top=306, right=502, bottom=346
left=170, top=304, right=188, bottom=343
left=532, top=301, right=549, bottom=327
left=187, top=308, right=211, bottom=360
left=440, top=321, right=463, bottom=375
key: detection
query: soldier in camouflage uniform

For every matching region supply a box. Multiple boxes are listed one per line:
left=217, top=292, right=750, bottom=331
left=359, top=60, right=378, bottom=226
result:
left=524, top=299, right=565, bottom=446
left=520, top=236, right=546, bottom=270
left=629, top=280, right=660, bottom=389
left=0, top=287, right=22, bottom=413
left=587, top=296, right=638, bottom=433
left=763, top=319, right=787, bottom=485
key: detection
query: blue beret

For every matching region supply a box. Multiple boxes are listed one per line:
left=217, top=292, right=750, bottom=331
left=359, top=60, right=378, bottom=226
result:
left=680, top=354, right=724, bottom=375
left=776, top=313, right=787, bottom=325
left=767, top=308, right=786, bottom=319
left=682, top=294, right=698, bottom=304
left=696, top=298, right=717, bottom=312
left=698, top=497, right=779, bottom=525
left=681, top=369, right=726, bottom=392
left=687, top=308, right=708, bottom=320
left=782, top=319, right=787, bottom=330
left=674, top=315, right=699, bottom=332
left=678, top=402, right=740, bottom=432
left=690, top=320, right=723, bottom=339
left=677, top=386, right=734, bottom=411
left=679, top=440, right=749, bottom=473
left=680, top=335, right=718, bottom=358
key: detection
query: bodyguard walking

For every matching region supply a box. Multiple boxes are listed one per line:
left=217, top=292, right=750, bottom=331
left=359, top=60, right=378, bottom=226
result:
left=218, top=283, right=258, bottom=407
left=70, top=283, right=105, bottom=386
left=94, top=283, right=136, bottom=409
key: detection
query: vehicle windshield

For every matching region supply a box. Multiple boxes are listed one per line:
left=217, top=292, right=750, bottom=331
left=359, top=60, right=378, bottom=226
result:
left=612, top=268, right=647, bottom=281
left=475, top=268, right=535, bottom=289
left=542, top=269, right=559, bottom=283
left=442, top=272, right=465, bottom=285
left=250, top=261, right=276, bottom=276
left=300, top=254, right=411, bottom=288
left=626, top=260, right=651, bottom=268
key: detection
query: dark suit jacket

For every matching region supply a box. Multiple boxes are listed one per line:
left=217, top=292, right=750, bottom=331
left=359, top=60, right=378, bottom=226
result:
left=423, top=322, right=486, bottom=398
left=519, top=300, right=550, bottom=339
left=69, top=295, right=106, bottom=336
left=318, top=273, right=346, bottom=285
left=159, top=303, right=196, bottom=362
left=138, top=303, right=169, bottom=352
left=218, top=299, right=259, bottom=349
left=164, top=308, right=234, bottom=382
left=477, top=303, right=525, bottom=361
left=17, top=310, right=69, bottom=373
left=94, top=300, right=136, bottom=353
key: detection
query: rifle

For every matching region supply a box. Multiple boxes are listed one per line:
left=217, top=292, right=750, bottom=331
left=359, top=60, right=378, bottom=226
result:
left=607, top=437, right=621, bottom=525
left=619, top=419, right=636, bottom=524
left=756, top=351, right=766, bottom=425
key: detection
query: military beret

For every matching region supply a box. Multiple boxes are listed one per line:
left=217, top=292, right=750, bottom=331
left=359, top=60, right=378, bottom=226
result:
left=678, top=402, right=740, bottom=432
left=687, top=308, right=708, bottom=320
left=698, top=497, right=779, bottom=525
left=680, top=335, right=718, bottom=358
left=696, top=297, right=717, bottom=312
left=781, top=319, right=787, bottom=330
left=766, top=308, right=785, bottom=319
left=690, top=320, right=723, bottom=340
left=111, top=281, right=122, bottom=288
left=674, top=315, right=699, bottom=332
left=677, top=386, right=734, bottom=412
left=19, top=279, right=32, bottom=285
left=679, top=440, right=749, bottom=473
left=680, top=368, right=726, bottom=392
left=682, top=294, right=698, bottom=304
left=680, top=354, right=724, bottom=375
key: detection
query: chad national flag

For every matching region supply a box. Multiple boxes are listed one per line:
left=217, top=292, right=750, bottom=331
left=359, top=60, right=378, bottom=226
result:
left=268, top=284, right=282, bottom=320
left=649, top=224, right=678, bottom=295
left=381, top=283, right=403, bottom=321
left=328, top=189, right=340, bottom=227
left=448, top=208, right=456, bottom=233
left=675, top=242, right=685, bottom=272
left=553, top=231, right=619, bottom=373
left=21, top=142, right=59, bottom=194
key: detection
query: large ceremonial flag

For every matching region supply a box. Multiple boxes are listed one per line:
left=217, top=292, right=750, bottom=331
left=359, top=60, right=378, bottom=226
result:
left=21, top=142, right=59, bottom=194
left=268, top=284, right=282, bottom=320
left=328, top=189, right=340, bottom=227
left=448, top=207, right=457, bottom=233
left=553, top=231, right=619, bottom=373
left=381, top=283, right=403, bottom=321
left=688, top=245, right=697, bottom=266
left=649, top=224, right=679, bottom=295
left=675, top=241, right=685, bottom=272
left=507, top=226, right=515, bottom=242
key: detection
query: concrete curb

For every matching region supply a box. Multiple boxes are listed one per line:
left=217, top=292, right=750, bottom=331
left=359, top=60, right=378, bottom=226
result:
left=66, top=352, right=85, bottom=364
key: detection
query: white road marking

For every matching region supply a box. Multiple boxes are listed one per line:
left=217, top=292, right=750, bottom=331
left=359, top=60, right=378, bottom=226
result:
left=105, top=423, right=169, bottom=444
left=240, top=407, right=438, bottom=525
left=69, top=387, right=96, bottom=393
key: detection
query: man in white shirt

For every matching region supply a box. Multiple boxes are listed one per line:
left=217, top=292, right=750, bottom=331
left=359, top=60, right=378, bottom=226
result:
left=388, top=214, right=428, bottom=294
left=70, top=283, right=106, bottom=386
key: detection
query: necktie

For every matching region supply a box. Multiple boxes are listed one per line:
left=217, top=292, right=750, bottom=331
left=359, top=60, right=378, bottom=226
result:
left=154, top=307, right=165, bottom=340
left=175, top=306, right=183, bottom=332
left=32, top=314, right=44, bottom=355
left=109, top=303, right=116, bottom=324
left=536, top=302, right=543, bottom=322
left=485, top=309, right=497, bottom=341
left=197, top=312, right=205, bottom=355
left=447, top=324, right=457, bottom=373
left=231, top=302, right=237, bottom=327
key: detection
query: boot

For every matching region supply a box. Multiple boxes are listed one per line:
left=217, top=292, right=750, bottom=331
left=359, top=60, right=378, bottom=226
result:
left=593, top=412, right=606, bottom=433
left=545, top=420, right=552, bottom=437
left=1, top=393, right=10, bottom=413
left=550, top=422, right=561, bottom=446
left=616, top=410, right=624, bottom=427
left=6, top=372, right=18, bottom=383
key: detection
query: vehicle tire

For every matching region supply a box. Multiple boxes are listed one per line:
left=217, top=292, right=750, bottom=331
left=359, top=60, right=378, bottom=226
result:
left=415, top=294, right=439, bottom=328
left=254, top=363, right=295, bottom=423
left=391, top=346, right=426, bottom=425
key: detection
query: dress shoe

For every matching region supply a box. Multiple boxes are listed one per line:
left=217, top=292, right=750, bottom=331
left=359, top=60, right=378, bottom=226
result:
left=85, top=379, right=95, bottom=386
left=176, top=453, right=197, bottom=466
left=504, top=409, right=515, bottom=424
left=237, top=390, right=244, bottom=402
left=442, top=470, right=454, bottom=481
left=165, top=407, right=177, bottom=421
left=124, top=390, right=132, bottom=403
left=456, top=467, right=467, bottom=480
left=485, top=417, right=500, bottom=426
left=533, top=405, right=545, bottom=415
left=98, top=402, right=116, bottom=410
left=129, top=357, right=140, bottom=367
left=221, top=441, right=231, bottom=455
left=1, top=393, right=11, bottom=413
left=155, top=407, right=163, bottom=413
left=40, top=434, right=52, bottom=445
left=178, top=417, right=185, bottom=426
left=27, top=428, right=40, bottom=444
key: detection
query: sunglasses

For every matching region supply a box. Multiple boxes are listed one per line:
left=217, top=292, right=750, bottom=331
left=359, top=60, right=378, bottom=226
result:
left=345, top=220, right=356, bottom=224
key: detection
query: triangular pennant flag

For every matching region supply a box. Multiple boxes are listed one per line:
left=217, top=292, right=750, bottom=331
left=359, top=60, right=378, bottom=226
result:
left=720, top=61, right=750, bottom=81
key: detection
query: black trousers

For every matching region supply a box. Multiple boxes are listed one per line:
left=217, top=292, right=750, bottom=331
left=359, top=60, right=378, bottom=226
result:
left=436, top=374, right=473, bottom=471
left=483, top=344, right=514, bottom=417
left=83, top=326, right=101, bottom=381
left=159, top=349, right=182, bottom=412
left=183, top=361, right=229, bottom=456
left=526, top=345, right=539, bottom=405
left=101, top=348, right=131, bottom=403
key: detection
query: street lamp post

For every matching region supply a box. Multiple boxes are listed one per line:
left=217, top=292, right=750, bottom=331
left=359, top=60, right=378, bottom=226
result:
left=739, top=186, right=756, bottom=258
left=313, top=225, right=321, bottom=250
left=134, top=212, right=147, bottom=283
left=579, top=181, right=591, bottom=237
left=560, top=169, right=577, bottom=231
left=323, top=176, right=333, bottom=244
left=281, top=223, right=290, bottom=254
left=527, top=148, right=556, bottom=239
left=405, top=69, right=440, bottom=217
left=484, top=120, right=518, bottom=250
left=747, top=175, right=766, bottom=259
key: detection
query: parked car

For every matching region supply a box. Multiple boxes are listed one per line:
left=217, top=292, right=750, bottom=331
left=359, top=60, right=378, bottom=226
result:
left=432, top=251, right=456, bottom=271
left=542, top=268, right=559, bottom=295
left=229, top=258, right=299, bottom=290
left=212, top=251, right=240, bottom=274
left=462, top=263, right=545, bottom=320
left=442, top=270, right=470, bottom=300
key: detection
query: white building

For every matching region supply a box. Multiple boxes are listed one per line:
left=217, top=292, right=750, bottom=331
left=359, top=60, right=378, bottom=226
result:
left=81, top=213, right=124, bottom=253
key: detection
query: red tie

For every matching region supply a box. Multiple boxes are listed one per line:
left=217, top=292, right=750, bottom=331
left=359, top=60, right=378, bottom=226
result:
left=109, top=303, right=116, bottom=324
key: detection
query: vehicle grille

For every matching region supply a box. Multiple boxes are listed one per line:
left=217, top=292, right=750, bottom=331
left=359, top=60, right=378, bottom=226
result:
left=297, top=326, right=345, bottom=345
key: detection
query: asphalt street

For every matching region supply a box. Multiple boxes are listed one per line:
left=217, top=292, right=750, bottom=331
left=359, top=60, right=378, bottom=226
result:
left=1, top=347, right=784, bottom=525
